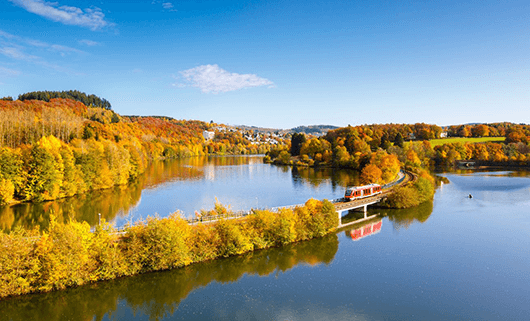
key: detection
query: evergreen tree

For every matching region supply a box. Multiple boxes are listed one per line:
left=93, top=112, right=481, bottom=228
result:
left=18, top=90, right=112, bottom=109
left=394, top=132, right=404, bottom=148
left=290, top=133, right=306, bottom=156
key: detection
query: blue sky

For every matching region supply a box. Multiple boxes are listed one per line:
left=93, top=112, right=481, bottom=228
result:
left=1, top=0, right=529, bottom=128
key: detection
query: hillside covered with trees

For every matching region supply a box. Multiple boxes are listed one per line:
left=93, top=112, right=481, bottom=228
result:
left=0, top=97, right=275, bottom=205
left=266, top=122, right=530, bottom=208
left=268, top=122, right=530, bottom=171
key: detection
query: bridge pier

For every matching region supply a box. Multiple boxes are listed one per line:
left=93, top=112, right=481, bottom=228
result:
left=337, top=204, right=369, bottom=226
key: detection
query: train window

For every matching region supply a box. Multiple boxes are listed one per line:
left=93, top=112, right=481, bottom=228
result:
left=345, top=190, right=353, bottom=196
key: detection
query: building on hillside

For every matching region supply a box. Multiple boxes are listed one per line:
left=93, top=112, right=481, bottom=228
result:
left=203, top=130, right=215, bottom=140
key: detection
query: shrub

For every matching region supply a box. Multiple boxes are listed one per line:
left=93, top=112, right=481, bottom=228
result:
left=33, top=217, right=94, bottom=291
left=215, top=218, right=253, bottom=257
left=0, top=199, right=340, bottom=299
left=272, top=208, right=297, bottom=245
left=414, top=177, right=435, bottom=204
left=293, top=205, right=312, bottom=241
left=246, top=209, right=276, bottom=249
left=121, top=214, right=191, bottom=272
left=91, top=221, right=128, bottom=280
left=188, top=223, right=220, bottom=262
left=0, top=228, right=40, bottom=297
left=276, top=151, right=292, bottom=165
left=384, top=184, right=420, bottom=208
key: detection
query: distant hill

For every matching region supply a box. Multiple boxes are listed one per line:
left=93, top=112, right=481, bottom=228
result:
left=236, top=124, right=339, bottom=135
left=236, top=125, right=284, bottom=134
left=291, top=125, right=339, bottom=135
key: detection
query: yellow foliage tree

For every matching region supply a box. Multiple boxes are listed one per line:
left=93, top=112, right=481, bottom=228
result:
left=360, top=164, right=382, bottom=184
left=0, top=179, right=14, bottom=205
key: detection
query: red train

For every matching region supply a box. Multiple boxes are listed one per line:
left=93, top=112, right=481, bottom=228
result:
left=344, top=183, right=382, bottom=201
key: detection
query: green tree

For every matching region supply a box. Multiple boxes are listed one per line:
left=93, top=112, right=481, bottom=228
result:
left=0, top=148, right=24, bottom=197
left=23, top=137, right=64, bottom=201
left=59, top=145, right=85, bottom=197
left=300, top=138, right=331, bottom=160
left=290, top=133, right=306, bottom=156
left=277, top=150, right=292, bottom=164
left=394, top=132, right=404, bottom=148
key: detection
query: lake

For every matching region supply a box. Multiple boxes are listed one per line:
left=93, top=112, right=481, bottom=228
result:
left=0, top=155, right=360, bottom=232
left=1, top=158, right=529, bottom=320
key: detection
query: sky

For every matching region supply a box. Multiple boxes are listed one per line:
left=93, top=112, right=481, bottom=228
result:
left=1, top=0, right=529, bottom=129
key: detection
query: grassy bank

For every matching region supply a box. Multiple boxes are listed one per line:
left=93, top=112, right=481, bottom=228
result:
left=427, top=137, right=505, bottom=147
left=0, top=199, right=338, bottom=299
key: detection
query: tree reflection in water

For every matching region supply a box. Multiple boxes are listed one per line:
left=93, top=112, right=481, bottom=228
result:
left=0, top=234, right=339, bottom=321
left=291, top=166, right=360, bottom=191
left=1, top=156, right=361, bottom=232
left=0, top=158, right=206, bottom=232
left=383, top=200, right=434, bottom=231
left=340, top=199, right=434, bottom=241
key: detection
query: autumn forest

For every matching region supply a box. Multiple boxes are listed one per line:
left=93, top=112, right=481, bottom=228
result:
left=0, top=94, right=276, bottom=205
left=2, top=92, right=530, bottom=207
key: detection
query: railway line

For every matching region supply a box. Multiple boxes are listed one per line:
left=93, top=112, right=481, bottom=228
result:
left=186, top=170, right=414, bottom=226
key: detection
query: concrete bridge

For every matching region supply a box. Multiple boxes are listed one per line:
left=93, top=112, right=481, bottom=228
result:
left=334, top=195, right=384, bottom=228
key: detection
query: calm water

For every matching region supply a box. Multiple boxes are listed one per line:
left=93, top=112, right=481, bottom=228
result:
left=0, top=156, right=360, bottom=232
left=1, top=161, right=530, bottom=320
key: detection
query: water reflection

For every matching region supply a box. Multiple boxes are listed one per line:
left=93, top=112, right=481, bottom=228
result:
left=0, top=157, right=231, bottom=232
left=383, top=201, right=434, bottom=231
left=344, top=218, right=383, bottom=241
left=443, top=171, right=530, bottom=192
left=0, top=234, right=339, bottom=321
left=1, top=156, right=359, bottom=232
left=0, top=182, right=144, bottom=232
left=291, top=166, right=360, bottom=191
left=0, top=159, right=204, bottom=232
left=449, top=169, right=530, bottom=178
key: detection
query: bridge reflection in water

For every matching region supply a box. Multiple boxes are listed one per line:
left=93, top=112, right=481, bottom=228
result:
left=344, top=218, right=383, bottom=242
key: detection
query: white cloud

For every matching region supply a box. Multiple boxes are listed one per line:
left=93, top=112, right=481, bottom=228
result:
left=8, top=0, right=112, bottom=30
left=0, top=46, right=67, bottom=71
left=0, top=46, right=38, bottom=60
left=152, top=1, right=177, bottom=11
left=0, top=66, right=21, bottom=76
left=162, top=2, right=174, bottom=9
left=177, top=64, right=274, bottom=94
left=0, top=30, right=80, bottom=73
left=0, top=30, right=16, bottom=40
left=78, top=39, right=100, bottom=46
left=0, top=29, right=85, bottom=56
